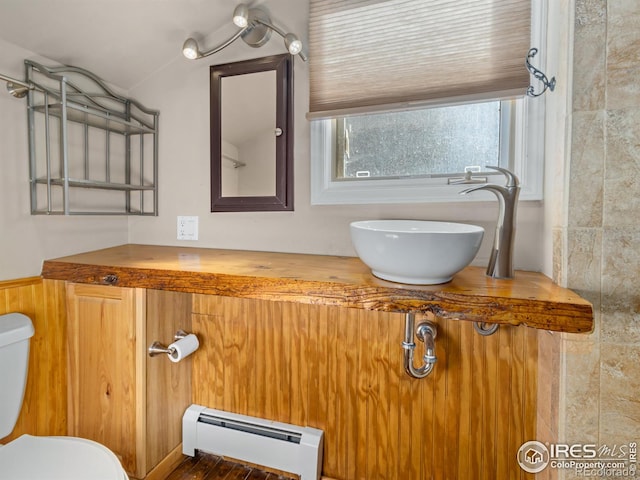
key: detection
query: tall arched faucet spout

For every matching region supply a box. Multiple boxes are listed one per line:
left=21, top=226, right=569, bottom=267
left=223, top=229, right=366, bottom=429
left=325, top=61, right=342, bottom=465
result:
left=459, top=166, right=520, bottom=279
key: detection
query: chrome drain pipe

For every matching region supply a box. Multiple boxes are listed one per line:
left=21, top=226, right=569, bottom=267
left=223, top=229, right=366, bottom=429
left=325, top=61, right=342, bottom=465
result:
left=402, top=313, right=438, bottom=379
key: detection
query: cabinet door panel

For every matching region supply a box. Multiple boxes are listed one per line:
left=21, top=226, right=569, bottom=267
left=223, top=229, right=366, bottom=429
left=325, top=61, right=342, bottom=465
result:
left=191, top=295, right=539, bottom=480
left=66, top=284, right=146, bottom=478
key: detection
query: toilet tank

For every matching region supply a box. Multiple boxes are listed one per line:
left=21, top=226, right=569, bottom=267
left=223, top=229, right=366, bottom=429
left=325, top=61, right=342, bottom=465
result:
left=0, top=313, right=34, bottom=439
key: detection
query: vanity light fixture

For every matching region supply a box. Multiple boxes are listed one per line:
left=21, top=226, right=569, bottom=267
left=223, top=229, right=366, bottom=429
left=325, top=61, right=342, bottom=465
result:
left=232, top=4, right=250, bottom=28
left=182, top=3, right=307, bottom=61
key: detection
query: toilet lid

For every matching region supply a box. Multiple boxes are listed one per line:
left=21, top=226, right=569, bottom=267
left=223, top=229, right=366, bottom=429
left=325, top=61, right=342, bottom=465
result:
left=0, top=434, right=128, bottom=480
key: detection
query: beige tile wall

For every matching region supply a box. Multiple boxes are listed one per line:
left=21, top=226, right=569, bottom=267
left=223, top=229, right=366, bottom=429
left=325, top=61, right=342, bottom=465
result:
left=559, top=0, right=640, bottom=477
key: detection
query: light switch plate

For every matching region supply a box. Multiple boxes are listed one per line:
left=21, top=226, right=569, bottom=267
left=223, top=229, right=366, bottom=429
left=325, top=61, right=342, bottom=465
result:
left=177, top=216, right=198, bottom=240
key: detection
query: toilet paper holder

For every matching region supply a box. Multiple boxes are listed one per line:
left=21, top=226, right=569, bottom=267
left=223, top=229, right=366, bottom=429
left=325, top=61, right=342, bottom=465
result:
left=148, top=330, right=192, bottom=357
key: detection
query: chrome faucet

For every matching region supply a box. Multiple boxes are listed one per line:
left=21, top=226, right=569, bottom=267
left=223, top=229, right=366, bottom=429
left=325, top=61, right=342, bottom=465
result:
left=459, top=166, right=520, bottom=279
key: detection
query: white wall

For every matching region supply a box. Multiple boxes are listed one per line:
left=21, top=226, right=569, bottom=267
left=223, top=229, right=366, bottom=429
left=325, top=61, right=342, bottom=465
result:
left=0, top=2, right=547, bottom=279
left=0, top=39, right=128, bottom=280
left=128, top=2, right=546, bottom=272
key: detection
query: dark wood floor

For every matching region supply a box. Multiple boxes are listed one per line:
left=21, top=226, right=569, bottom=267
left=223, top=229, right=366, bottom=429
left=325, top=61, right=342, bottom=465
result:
left=164, top=452, right=295, bottom=480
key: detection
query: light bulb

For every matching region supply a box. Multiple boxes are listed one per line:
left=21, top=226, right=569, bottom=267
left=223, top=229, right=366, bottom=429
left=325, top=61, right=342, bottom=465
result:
left=182, top=38, right=199, bottom=60
left=233, top=4, right=249, bottom=28
left=284, top=33, right=302, bottom=55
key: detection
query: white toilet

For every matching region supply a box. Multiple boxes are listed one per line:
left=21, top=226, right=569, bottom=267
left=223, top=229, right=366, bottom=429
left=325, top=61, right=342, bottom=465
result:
left=0, top=313, right=129, bottom=479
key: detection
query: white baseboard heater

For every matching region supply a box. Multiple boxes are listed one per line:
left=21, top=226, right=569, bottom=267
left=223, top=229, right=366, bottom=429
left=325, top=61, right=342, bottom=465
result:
left=183, top=404, right=324, bottom=480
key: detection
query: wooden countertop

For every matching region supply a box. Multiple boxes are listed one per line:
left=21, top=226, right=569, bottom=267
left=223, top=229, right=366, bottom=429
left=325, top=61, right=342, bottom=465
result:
left=41, top=244, right=593, bottom=333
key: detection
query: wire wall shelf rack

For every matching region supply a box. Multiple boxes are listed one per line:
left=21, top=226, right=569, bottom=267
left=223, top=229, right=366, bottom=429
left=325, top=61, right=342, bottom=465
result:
left=25, top=60, right=159, bottom=215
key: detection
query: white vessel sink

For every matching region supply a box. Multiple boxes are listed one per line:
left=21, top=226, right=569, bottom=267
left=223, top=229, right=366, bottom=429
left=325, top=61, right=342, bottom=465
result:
left=350, top=220, right=484, bottom=285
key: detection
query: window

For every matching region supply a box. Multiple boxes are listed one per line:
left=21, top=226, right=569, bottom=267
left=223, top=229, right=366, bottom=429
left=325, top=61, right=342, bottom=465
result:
left=308, top=0, right=547, bottom=204
left=311, top=97, right=543, bottom=204
left=334, top=101, right=503, bottom=181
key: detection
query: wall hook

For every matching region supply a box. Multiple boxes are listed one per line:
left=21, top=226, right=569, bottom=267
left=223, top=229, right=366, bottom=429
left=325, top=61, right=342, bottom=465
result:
left=526, top=48, right=556, bottom=97
left=402, top=313, right=438, bottom=379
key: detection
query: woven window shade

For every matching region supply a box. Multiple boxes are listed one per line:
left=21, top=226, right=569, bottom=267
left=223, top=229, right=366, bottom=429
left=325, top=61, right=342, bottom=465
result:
left=308, top=0, right=532, bottom=119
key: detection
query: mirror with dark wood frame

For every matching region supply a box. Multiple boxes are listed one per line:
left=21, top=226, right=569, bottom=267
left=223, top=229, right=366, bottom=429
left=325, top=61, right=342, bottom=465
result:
left=210, top=54, right=293, bottom=212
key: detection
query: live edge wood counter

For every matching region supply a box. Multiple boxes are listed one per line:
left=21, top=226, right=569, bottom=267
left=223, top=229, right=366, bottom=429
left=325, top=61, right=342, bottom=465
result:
left=41, top=244, right=593, bottom=334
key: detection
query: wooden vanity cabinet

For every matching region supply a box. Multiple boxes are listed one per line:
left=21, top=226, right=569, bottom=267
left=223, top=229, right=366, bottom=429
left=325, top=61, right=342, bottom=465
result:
left=41, top=245, right=593, bottom=480
left=65, top=283, right=191, bottom=479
